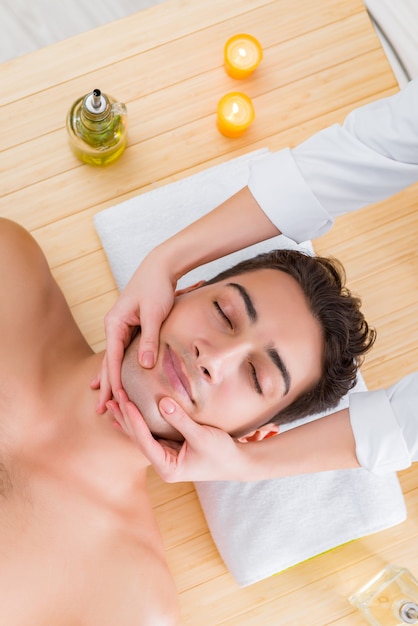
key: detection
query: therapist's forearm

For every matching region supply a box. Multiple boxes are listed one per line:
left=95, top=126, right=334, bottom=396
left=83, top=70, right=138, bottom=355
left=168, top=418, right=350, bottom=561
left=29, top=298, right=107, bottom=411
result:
left=150, top=186, right=281, bottom=284
left=241, top=408, right=359, bottom=480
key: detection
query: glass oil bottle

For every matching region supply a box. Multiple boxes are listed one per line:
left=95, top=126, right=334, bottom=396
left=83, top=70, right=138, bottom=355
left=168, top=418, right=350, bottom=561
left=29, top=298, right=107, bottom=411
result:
left=350, top=564, right=418, bottom=626
left=66, top=88, right=128, bottom=166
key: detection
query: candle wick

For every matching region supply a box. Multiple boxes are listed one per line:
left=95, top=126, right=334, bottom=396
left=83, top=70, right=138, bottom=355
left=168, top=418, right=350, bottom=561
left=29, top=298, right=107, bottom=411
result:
left=238, top=47, right=247, bottom=58
left=225, top=102, right=241, bottom=122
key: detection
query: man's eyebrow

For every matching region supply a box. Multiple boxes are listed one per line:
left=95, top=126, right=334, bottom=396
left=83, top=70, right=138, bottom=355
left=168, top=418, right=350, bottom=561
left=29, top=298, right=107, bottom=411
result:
left=267, top=347, right=291, bottom=396
left=227, top=282, right=257, bottom=323
left=226, top=281, right=291, bottom=395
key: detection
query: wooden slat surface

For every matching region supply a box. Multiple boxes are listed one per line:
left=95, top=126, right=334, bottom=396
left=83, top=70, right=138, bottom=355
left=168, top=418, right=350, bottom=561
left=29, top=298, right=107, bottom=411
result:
left=1, top=0, right=417, bottom=623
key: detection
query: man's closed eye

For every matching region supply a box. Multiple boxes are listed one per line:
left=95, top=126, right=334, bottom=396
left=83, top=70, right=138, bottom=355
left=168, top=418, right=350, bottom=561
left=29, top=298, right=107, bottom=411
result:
left=213, top=300, right=233, bottom=329
left=213, top=299, right=263, bottom=394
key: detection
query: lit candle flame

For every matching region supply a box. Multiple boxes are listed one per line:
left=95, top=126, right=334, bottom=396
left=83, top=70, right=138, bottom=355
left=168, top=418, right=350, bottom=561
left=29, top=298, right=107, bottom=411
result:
left=225, top=101, right=241, bottom=121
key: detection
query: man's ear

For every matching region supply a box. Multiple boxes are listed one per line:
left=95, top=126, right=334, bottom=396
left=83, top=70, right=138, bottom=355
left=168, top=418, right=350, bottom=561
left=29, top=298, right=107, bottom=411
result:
left=175, top=280, right=206, bottom=297
left=237, top=423, right=280, bottom=443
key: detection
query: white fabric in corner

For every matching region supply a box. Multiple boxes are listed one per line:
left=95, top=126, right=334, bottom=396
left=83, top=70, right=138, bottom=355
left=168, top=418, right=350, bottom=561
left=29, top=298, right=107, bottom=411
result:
left=365, top=0, right=418, bottom=81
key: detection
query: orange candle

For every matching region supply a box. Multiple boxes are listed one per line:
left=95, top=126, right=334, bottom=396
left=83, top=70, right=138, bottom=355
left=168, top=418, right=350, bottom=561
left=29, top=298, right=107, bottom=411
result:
left=217, top=92, right=255, bottom=138
left=224, top=34, right=263, bottom=79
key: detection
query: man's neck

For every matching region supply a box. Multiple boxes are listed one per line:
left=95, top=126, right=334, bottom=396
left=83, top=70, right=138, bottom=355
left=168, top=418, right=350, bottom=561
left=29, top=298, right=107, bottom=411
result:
left=40, top=349, right=152, bottom=476
left=84, top=352, right=155, bottom=490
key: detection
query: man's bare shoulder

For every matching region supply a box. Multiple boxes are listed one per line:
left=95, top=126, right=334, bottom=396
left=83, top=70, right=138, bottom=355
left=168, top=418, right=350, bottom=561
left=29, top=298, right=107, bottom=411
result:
left=0, top=218, right=46, bottom=277
left=0, top=219, right=53, bottom=337
left=0, top=218, right=90, bottom=382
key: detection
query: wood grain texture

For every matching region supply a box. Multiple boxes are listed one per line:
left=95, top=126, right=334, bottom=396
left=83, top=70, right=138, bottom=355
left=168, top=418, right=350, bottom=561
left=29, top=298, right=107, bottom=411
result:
left=1, top=0, right=417, bottom=623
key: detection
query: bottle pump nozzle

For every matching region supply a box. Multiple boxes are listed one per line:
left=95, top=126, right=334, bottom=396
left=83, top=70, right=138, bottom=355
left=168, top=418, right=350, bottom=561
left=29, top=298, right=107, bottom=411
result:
left=91, top=89, right=102, bottom=109
left=83, top=88, right=108, bottom=118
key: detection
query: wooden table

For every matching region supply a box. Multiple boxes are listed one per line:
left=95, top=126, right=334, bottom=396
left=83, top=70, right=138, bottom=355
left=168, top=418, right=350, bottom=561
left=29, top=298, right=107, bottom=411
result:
left=2, top=0, right=418, bottom=623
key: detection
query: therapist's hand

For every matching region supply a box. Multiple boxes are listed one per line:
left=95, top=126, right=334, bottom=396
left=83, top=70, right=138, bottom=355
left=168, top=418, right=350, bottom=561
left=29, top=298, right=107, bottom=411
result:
left=107, top=392, right=246, bottom=483
left=93, top=251, right=177, bottom=412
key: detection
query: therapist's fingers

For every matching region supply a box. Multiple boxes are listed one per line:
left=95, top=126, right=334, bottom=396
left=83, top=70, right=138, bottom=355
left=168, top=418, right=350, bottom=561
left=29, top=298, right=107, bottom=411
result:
left=136, top=290, right=175, bottom=368
left=156, top=398, right=243, bottom=482
left=114, top=393, right=243, bottom=482
left=136, top=310, right=163, bottom=369
left=157, top=397, right=211, bottom=444
left=102, top=306, right=140, bottom=404
left=115, top=392, right=183, bottom=473
left=91, top=354, right=113, bottom=414
left=106, top=398, right=127, bottom=430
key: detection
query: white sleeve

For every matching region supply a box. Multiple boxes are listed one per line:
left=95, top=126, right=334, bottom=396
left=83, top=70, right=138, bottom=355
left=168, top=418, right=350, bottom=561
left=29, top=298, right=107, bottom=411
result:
left=248, top=78, right=418, bottom=243
left=349, top=372, right=418, bottom=474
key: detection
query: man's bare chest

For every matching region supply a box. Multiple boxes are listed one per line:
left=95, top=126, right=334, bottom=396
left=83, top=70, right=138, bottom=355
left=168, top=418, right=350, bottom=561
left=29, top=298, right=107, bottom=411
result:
left=0, top=457, right=164, bottom=625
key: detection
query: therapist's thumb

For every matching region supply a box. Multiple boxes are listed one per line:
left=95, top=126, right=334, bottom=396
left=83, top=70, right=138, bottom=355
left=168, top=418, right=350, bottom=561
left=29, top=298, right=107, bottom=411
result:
left=137, top=317, right=162, bottom=368
left=159, top=398, right=202, bottom=440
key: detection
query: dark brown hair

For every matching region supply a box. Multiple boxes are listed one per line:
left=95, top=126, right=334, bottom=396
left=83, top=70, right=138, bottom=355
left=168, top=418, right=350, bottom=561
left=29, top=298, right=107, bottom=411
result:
left=205, top=249, right=376, bottom=425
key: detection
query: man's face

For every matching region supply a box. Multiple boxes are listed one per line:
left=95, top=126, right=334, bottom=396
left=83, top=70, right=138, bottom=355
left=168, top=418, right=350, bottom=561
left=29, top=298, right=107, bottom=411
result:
left=121, top=268, right=323, bottom=440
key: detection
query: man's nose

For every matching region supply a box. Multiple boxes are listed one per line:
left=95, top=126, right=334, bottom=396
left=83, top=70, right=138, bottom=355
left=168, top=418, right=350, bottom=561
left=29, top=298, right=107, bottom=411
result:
left=194, top=339, right=249, bottom=384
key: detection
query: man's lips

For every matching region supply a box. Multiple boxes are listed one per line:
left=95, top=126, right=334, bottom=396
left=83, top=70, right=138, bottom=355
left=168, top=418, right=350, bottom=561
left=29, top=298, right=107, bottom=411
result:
left=163, top=346, right=194, bottom=403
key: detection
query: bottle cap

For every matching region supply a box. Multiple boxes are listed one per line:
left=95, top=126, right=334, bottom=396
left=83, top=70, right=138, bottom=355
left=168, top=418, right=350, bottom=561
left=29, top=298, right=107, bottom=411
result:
left=399, top=601, right=418, bottom=624
left=82, top=89, right=110, bottom=120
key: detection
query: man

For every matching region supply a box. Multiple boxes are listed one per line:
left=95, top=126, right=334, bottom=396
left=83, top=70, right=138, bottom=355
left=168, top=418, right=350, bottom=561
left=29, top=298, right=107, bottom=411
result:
left=120, top=249, right=374, bottom=440
left=0, top=218, right=372, bottom=623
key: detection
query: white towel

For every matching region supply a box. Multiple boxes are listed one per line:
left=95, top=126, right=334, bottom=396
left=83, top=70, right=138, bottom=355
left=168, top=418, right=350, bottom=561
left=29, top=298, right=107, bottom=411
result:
left=195, top=384, right=406, bottom=586
left=94, top=149, right=313, bottom=291
left=94, top=151, right=406, bottom=587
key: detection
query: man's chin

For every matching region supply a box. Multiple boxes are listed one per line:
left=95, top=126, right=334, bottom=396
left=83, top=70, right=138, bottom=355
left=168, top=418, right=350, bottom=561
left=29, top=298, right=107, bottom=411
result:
left=148, top=413, right=184, bottom=443
left=133, top=398, right=184, bottom=443
left=120, top=337, right=184, bottom=442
